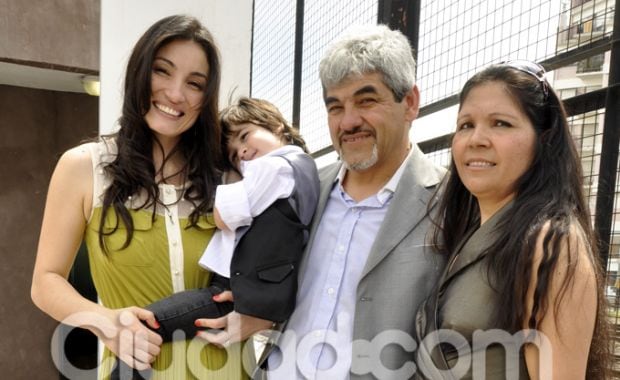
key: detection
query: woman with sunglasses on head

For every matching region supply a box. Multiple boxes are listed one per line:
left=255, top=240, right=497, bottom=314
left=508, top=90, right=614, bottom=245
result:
left=415, top=61, right=610, bottom=379
left=31, top=15, right=247, bottom=379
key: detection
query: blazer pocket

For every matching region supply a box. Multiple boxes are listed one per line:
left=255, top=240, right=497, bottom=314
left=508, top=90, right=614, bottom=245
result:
left=256, top=261, right=295, bottom=283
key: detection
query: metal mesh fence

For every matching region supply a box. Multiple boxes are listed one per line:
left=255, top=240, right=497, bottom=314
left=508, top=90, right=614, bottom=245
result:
left=568, top=109, right=605, bottom=213
left=557, top=0, right=616, bottom=53
left=418, top=0, right=559, bottom=106
left=251, top=0, right=297, bottom=122
left=298, top=0, right=378, bottom=153
left=417, top=0, right=615, bottom=107
left=608, top=162, right=620, bottom=375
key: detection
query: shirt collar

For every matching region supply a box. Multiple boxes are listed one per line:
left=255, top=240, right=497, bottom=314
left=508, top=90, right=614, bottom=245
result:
left=335, top=145, right=413, bottom=205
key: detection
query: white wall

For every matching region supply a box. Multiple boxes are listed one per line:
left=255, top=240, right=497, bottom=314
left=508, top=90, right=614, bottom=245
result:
left=100, top=0, right=253, bottom=134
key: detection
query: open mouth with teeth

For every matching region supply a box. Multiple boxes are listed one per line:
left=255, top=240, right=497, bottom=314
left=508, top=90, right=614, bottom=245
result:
left=154, top=102, right=184, bottom=117
left=341, top=132, right=372, bottom=144
left=466, top=161, right=496, bottom=167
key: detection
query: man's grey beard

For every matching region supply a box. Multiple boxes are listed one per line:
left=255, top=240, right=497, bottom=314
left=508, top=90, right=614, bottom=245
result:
left=342, top=144, right=379, bottom=171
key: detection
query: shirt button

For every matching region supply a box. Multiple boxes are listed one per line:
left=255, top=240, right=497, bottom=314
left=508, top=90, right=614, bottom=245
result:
left=338, top=245, right=345, bottom=252
left=172, top=241, right=178, bottom=247
left=174, top=270, right=180, bottom=276
left=166, top=188, right=172, bottom=195
left=327, top=288, right=335, bottom=295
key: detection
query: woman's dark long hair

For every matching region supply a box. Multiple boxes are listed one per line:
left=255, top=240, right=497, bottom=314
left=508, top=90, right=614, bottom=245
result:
left=99, top=15, right=224, bottom=250
left=432, top=64, right=610, bottom=378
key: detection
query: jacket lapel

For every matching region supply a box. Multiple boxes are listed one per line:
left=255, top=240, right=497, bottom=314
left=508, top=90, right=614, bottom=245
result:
left=440, top=200, right=513, bottom=286
left=360, top=146, right=444, bottom=279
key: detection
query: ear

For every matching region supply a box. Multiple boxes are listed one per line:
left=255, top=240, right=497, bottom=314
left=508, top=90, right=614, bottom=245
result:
left=403, top=85, right=420, bottom=123
left=276, top=123, right=289, bottom=144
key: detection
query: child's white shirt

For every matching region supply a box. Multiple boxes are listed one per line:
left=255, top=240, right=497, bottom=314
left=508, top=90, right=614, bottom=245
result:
left=198, top=145, right=302, bottom=277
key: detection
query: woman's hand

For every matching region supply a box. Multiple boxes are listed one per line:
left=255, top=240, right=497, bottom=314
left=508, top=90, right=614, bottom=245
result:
left=194, top=291, right=275, bottom=346
left=96, top=307, right=163, bottom=370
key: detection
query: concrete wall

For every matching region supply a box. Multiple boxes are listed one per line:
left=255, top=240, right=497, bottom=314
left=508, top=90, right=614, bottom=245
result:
left=0, top=0, right=99, bottom=71
left=0, top=84, right=98, bottom=378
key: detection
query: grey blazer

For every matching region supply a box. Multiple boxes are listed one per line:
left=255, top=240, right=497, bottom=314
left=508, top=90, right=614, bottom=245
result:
left=253, top=145, right=447, bottom=380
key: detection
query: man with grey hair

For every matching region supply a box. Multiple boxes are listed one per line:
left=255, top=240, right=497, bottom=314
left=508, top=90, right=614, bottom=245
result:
left=260, top=24, right=446, bottom=379
left=202, top=24, right=446, bottom=379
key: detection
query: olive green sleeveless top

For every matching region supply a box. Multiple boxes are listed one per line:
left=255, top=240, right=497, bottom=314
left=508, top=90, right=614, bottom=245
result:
left=82, top=139, right=246, bottom=379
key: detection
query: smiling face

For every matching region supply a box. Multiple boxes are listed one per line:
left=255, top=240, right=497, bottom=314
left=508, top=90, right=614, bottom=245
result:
left=226, top=123, right=285, bottom=169
left=324, top=72, right=418, bottom=175
left=452, top=81, right=537, bottom=218
left=144, top=39, right=209, bottom=147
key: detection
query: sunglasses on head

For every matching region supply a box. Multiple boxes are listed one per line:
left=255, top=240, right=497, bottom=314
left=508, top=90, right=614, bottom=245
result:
left=500, top=60, right=549, bottom=100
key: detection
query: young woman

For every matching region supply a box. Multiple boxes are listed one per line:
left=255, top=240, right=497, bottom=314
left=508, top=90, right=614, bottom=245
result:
left=31, top=15, right=246, bottom=379
left=415, top=61, right=610, bottom=379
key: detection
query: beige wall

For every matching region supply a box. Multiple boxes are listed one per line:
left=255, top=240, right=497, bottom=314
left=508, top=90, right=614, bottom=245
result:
left=0, top=0, right=99, bottom=71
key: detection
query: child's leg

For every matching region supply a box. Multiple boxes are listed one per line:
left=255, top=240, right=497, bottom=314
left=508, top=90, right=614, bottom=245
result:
left=144, top=285, right=234, bottom=342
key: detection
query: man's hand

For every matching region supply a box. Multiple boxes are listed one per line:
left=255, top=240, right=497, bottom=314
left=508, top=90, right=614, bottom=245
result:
left=194, top=291, right=274, bottom=346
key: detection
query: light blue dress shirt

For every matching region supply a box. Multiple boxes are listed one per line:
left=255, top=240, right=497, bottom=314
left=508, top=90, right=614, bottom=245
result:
left=268, top=151, right=413, bottom=380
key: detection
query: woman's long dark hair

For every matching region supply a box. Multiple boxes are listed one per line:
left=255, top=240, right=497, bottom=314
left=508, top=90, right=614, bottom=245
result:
left=432, top=64, right=610, bottom=378
left=99, top=15, right=224, bottom=250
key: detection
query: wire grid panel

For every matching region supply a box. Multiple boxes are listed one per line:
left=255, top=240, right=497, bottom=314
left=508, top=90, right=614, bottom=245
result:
left=556, top=0, right=616, bottom=54
left=606, top=160, right=620, bottom=280
left=299, top=0, right=378, bottom=153
left=605, top=158, right=620, bottom=378
left=568, top=109, right=605, bottom=218
left=426, top=146, right=453, bottom=168
left=418, top=0, right=566, bottom=107
left=251, top=0, right=297, bottom=122
left=567, top=108, right=620, bottom=372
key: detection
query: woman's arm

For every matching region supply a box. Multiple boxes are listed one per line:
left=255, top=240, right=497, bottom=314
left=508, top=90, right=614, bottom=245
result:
left=31, top=146, right=162, bottom=369
left=524, top=222, right=597, bottom=379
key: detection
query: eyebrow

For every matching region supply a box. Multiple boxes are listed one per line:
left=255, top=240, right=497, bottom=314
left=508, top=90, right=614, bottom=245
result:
left=457, top=111, right=518, bottom=122
left=324, top=84, right=379, bottom=106
left=154, top=57, right=208, bottom=80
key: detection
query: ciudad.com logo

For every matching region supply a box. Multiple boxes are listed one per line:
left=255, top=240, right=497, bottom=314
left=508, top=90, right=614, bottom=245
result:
left=51, top=310, right=551, bottom=379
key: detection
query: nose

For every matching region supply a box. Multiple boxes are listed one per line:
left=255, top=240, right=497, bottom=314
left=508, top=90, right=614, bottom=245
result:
left=164, top=79, right=186, bottom=103
left=237, top=146, right=247, bottom=161
left=467, top=125, right=491, bottom=148
left=339, top=105, right=363, bottom=131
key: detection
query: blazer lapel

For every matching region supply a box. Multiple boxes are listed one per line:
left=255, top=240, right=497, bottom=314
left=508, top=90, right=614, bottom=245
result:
left=361, top=147, right=444, bottom=279
left=440, top=200, right=513, bottom=286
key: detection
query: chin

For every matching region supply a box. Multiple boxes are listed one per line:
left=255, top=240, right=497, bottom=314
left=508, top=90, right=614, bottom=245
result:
left=343, top=146, right=379, bottom=171
left=344, top=156, right=378, bottom=171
